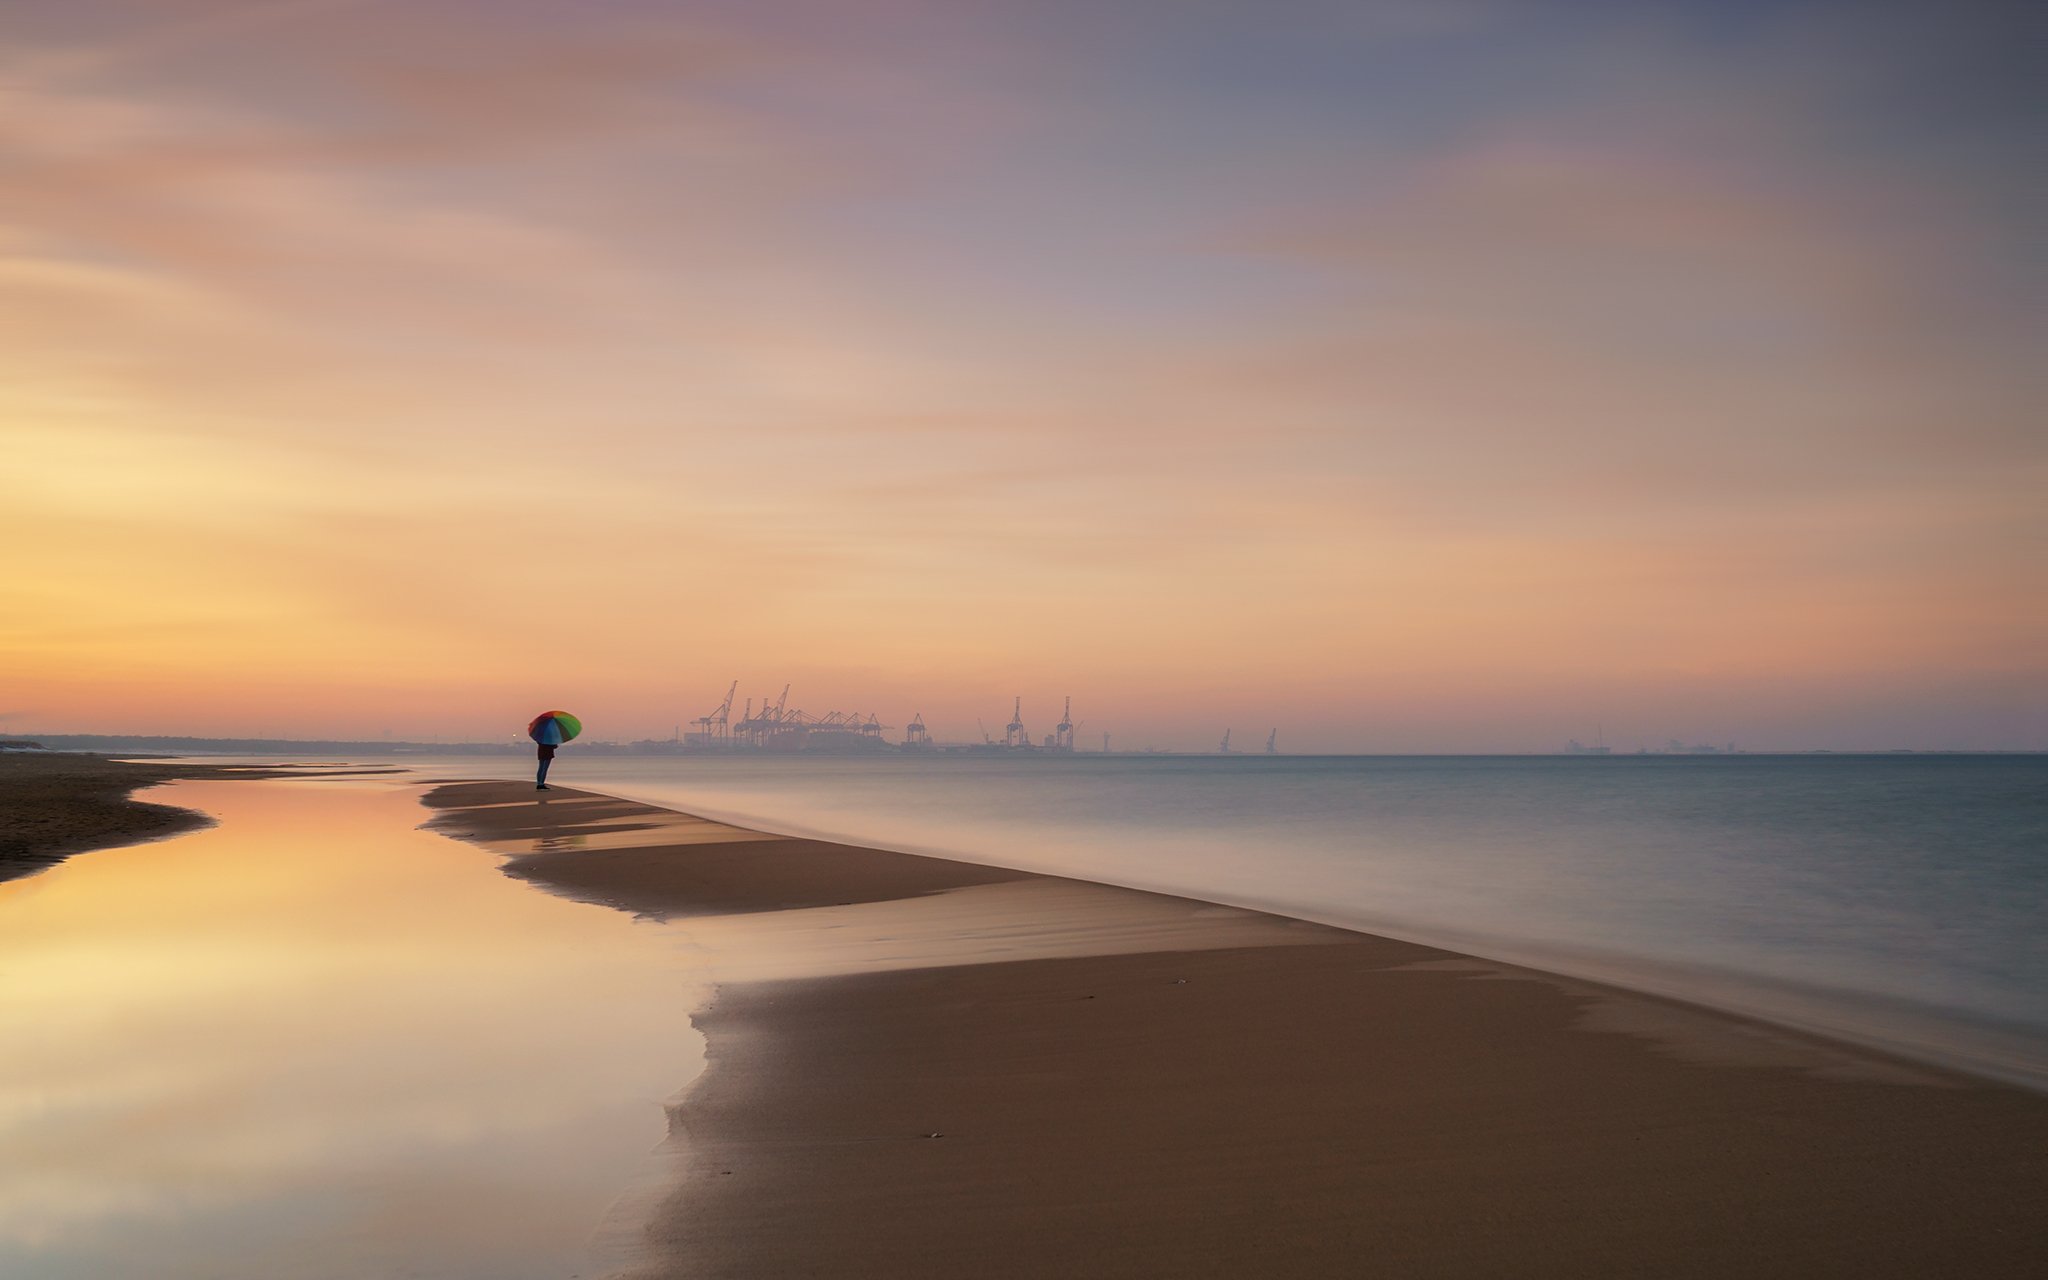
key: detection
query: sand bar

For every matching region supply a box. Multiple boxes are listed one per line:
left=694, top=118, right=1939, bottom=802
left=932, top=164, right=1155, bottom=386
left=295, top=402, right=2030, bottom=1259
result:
left=426, top=781, right=2048, bottom=1278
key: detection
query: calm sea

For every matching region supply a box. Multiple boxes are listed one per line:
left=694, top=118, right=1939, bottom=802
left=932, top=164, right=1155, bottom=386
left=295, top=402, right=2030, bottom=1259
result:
left=273, top=753, right=2048, bottom=1089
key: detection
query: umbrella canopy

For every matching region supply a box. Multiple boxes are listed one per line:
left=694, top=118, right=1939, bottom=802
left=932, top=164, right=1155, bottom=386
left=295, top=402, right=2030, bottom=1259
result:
left=527, top=711, right=582, bottom=745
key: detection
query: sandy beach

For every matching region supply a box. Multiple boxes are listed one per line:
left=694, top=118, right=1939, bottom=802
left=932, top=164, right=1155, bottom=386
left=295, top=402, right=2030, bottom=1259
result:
left=424, top=780, right=2048, bottom=1278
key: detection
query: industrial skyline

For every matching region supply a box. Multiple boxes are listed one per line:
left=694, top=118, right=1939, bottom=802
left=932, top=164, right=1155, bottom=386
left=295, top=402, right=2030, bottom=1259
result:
left=674, top=686, right=1100, bottom=753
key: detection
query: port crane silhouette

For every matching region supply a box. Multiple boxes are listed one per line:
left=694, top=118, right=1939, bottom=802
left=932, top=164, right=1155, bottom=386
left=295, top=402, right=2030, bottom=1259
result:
left=691, top=680, right=738, bottom=743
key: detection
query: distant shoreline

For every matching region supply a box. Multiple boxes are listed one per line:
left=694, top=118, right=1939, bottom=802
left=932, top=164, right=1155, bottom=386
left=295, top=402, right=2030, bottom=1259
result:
left=12, top=735, right=2044, bottom=758
left=0, top=754, right=391, bottom=882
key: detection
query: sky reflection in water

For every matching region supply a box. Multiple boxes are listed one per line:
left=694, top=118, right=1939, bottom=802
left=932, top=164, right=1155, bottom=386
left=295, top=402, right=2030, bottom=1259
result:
left=0, top=777, right=698, bottom=1280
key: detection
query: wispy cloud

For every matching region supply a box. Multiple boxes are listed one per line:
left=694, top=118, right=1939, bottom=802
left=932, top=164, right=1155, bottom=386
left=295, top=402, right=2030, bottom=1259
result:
left=2, top=0, right=2040, bottom=746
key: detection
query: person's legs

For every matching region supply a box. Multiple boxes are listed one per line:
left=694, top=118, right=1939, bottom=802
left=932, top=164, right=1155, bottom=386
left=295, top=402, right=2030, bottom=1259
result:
left=536, top=755, right=551, bottom=788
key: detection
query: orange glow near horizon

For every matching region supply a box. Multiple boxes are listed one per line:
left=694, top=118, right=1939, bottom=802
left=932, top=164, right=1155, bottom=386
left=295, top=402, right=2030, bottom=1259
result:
left=3, top=2, right=2042, bottom=751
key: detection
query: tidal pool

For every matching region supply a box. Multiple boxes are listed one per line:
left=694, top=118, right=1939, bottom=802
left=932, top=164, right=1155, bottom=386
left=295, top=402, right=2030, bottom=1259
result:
left=0, top=776, right=701, bottom=1280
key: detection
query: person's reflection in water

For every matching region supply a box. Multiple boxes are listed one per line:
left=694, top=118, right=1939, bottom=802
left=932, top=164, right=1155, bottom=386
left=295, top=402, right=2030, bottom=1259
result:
left=536, top=742, right=556, bottom=790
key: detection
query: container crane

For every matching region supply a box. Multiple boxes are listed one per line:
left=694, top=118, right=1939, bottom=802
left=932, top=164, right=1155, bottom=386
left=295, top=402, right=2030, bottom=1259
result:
left=690, top=680, right=738, bottom=744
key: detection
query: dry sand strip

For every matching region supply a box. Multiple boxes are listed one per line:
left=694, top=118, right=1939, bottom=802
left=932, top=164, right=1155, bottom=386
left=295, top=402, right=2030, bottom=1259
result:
left=426, top=782, right=2048, bottom=1279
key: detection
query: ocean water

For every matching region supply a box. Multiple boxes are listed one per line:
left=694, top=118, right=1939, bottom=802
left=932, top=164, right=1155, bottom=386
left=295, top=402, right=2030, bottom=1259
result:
left=255, top=753, right=2048, bottom=1089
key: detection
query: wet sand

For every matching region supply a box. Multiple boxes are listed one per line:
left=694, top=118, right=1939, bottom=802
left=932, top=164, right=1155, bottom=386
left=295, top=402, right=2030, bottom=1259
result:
left=427, top=781, right=2048, bottom=1278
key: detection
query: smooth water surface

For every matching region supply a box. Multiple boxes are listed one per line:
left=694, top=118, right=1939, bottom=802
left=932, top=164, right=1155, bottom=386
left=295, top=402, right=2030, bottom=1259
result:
left=0, top=777, right=699, bottom=1280
left=361, top=752, right=2048, bottom=1089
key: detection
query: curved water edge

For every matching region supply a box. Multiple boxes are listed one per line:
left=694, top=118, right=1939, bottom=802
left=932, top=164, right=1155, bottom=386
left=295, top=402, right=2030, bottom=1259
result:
left=327, top=752, right=2048, bottom=1094
left=21, top=761, right=2036, bottom=1280
left=0, top=776, right=704, bottom=1280
left=144, top=752, right=2048, bottom=1091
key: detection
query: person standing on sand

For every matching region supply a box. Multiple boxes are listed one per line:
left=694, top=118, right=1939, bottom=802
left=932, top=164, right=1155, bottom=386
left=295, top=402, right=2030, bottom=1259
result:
left=526, top=710, right=580, bottom=791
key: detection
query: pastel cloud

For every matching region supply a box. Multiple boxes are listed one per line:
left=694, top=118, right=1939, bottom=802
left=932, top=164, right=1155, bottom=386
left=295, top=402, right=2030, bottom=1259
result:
left=2, top=0, right=2040, bottom=749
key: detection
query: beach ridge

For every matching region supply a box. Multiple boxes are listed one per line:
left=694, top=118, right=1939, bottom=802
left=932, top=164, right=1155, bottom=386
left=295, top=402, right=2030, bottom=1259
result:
left=423, top=779, right=2048, bottom=1279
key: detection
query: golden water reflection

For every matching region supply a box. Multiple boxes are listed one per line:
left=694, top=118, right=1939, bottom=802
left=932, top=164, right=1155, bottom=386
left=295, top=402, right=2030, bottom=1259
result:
left=0, top=778, right=700, bottom=1280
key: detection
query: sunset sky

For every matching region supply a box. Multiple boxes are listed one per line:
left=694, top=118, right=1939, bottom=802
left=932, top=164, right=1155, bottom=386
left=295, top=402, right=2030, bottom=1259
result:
left=5, top=0, right=2041, bottom=751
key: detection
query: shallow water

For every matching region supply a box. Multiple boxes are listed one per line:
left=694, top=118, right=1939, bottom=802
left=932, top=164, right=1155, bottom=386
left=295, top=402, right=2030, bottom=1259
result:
left=347, top=752, right=2048, bottom=1090
left=0, top=777, right=699, bottom=1280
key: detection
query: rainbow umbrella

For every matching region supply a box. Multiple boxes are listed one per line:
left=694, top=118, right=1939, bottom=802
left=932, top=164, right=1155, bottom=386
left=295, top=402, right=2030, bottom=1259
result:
left=527, top=710, right=582, bottom=745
